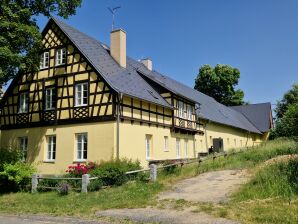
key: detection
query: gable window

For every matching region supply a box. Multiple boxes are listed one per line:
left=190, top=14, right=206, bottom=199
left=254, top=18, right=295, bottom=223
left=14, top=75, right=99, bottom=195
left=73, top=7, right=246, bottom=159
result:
left=45, top=88, right=56, bottom=110
left=76, top=133, right=87, bottom=161
left=19, top=137, right=28, bottom=161
left=164, top=136, right=169, bottom=152
left=178, top=101, right=184, bottom=118
left=176, top=138, right=180, bottom=158
left=40, top=52, right=49, bottom=69
left=145, top=135, right=152, bottom=160
left=56, top=48, right=66, bottom=66
left=75, top=83, right=88, bottom=106
left=19, top=92, right=28, bottom=113
left=46, top=135, right=56, bottom=161
left=184, top=139, right=188, bottom=158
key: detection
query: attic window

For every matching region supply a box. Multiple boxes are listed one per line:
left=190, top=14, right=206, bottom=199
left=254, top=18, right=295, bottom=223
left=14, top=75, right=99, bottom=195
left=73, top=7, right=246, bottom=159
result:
left=147, top=90, right=159, bottom=99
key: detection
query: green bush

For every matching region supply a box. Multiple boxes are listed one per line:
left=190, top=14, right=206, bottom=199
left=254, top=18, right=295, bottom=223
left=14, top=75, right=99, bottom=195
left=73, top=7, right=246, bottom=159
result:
left=38, top=179, right=60, bottom=192
left=0, top=162, right=36, bottom=193
left=0, top=148, right=22, bottom=171
left=161, top=161, right=180, bottom=175
left=88, top=159, right=145, bottom=188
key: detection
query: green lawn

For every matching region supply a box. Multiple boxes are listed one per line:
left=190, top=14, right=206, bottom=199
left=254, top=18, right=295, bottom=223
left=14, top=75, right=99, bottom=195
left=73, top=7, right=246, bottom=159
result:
left=0, top=138, right=297, bottom=223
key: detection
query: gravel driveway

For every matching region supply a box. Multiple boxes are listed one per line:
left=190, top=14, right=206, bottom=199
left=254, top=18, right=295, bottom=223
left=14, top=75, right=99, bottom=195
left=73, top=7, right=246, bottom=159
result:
left=96, top=169, right=248, bottom=224
left=159, top=169, right=248, bottom=203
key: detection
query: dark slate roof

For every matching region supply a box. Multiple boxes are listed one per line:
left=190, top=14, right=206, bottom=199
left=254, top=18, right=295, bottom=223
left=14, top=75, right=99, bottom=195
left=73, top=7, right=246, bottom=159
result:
left=231, top=103, right=272, bottom=132
left=128, top=59, right=262, bottom=134
left=49, top=18, right=268, bottom=134
left=51, top=17, right=172, bottom=109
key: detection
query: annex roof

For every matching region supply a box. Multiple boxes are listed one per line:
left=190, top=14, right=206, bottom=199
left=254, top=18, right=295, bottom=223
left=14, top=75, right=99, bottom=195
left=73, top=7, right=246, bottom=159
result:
left=231, top=103, right=273, bottom=132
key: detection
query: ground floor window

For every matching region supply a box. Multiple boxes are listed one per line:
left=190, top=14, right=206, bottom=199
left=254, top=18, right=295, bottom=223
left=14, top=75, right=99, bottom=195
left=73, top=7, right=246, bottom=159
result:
left=19, top=137, right=28, bottom=161
left=164, top=136, right=169, bottom=152
left=184, top=139, right=188, bottom=158
left=176, top=138, right=180, bottom=158
left=76, top=133, right=88, bottom=161
left=46, top=135, right=56, bottom=161
left=145, top=135, right=152, bottom=160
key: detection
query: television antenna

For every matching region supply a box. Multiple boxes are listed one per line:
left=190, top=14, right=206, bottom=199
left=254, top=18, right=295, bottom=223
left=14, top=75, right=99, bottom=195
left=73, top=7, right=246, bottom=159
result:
left=108, top=6, right=121, bottom=31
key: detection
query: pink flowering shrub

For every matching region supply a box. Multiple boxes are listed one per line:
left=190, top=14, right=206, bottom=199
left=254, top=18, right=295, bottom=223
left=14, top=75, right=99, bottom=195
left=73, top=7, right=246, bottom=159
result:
left=66, top=162, right=95, bottom=177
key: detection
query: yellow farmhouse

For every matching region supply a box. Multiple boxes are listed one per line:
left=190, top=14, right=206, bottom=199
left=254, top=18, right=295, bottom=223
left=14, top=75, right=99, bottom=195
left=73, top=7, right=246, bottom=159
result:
left=0, top=18, right=273, bottom=174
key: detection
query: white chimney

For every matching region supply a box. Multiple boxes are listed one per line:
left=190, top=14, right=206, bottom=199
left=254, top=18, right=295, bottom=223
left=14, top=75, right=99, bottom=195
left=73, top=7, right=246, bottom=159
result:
left=110, top=29, right=126, bottom=68
left=141, top=58, right=152, bottom=71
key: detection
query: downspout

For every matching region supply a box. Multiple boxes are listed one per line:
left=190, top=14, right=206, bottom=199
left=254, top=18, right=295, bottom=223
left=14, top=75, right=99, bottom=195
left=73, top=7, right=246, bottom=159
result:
left=116, top=92, right=123, bottom=159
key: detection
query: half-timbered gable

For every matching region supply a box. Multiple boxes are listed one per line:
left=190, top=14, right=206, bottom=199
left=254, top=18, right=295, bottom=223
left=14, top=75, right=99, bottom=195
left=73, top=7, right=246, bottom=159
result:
left=0, top=22, right=115, bottom=129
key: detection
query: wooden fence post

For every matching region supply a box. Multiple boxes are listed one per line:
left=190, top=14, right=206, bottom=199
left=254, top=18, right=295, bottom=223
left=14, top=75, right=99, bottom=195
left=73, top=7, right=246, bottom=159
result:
left=82, top=174, right=90, bottom=193
left=150, top=164, right=157, bottom=182
left=31, top=173, right=39, bottom=193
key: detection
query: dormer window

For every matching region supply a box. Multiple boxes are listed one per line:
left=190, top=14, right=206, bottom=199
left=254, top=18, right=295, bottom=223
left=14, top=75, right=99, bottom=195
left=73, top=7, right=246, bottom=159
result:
left=19, top=92, right=28, bottom=113
left=56, top=48, right=66, bottom=66
left=187, top=105, right=192, bottom=120
left=40, top=52, right=49, bottom=69
left=178, top=101, right=184, bottom=118
left=75, top=83, right=88, bottom=106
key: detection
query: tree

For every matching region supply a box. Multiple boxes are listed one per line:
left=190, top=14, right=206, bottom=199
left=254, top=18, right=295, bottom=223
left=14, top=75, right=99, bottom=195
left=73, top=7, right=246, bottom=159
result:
left=194, top=64, right=245, bottom=106
left=0, top=0, right=82, bottom=83
left=275, top=83, right=298, bottom=119
left=271, top=103, right=298, bottom=139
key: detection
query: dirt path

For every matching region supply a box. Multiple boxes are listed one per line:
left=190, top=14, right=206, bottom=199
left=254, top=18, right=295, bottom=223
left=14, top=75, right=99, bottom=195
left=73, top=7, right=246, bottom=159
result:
left=97, top=169, right=248, bottom=223
left=159, top=169, right=248, bottom=203
left=0, top=214, right=108, bottom=224
left=97, top=208, right=238, bottom=224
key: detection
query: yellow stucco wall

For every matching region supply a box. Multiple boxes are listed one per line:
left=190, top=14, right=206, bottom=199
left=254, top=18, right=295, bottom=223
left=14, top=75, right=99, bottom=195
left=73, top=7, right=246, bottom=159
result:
left=0, top=121, right=115, bottom=174
left=195, top=121, right=266, bottom=153
left=119, top=120, right=196, bottom=167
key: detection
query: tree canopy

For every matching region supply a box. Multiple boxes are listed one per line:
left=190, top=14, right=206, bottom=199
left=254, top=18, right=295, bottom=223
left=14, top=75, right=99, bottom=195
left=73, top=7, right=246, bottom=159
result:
left=194, top=64, right=245, bottom=106
left=275, top=83, right=298, bottom=119
left=271, top=83, right=298, bottom=139
left=0, top=0, right=82, bottom=83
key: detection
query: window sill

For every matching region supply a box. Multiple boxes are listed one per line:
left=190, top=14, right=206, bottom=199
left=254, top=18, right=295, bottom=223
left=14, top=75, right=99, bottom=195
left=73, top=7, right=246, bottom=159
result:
left=73, top=160, right=87, bottom=163
left=43, top=160, right=55, bottom=163
left=74, top=105, right=88, bottom=108
left=163, top=150, right=170, bottom=152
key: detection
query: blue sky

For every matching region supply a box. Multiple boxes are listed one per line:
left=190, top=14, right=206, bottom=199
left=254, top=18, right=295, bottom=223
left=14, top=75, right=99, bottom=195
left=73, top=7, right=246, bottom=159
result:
left=34, top=0, right=297, bottom=107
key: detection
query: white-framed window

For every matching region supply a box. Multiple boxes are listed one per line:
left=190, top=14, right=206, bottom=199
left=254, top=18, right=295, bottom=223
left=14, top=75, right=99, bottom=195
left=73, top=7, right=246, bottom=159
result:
left=234, top=139, right=237, bottom=146
left=176, top=138, right=180, bottom=158
left=56, top=48, right=66, bottom=66
left=184, top=139, right=188, bottom=158
left=19, top=92, right=28, bottom=113
left=40, top=52, right=49, bottom=69
left=187, top=105, right=192, bottom=120
left=75, top=83, right=88, bottom=106
left=227, top=138, right=230, bottom=146
left=45, top=88, right=56, bottom=110
left=76, top=133, right=88, bottom=161
left=178, top=101, right=184, bottom=118
left=145, top=135, right=152, bottom=160
left=164, top=136, right=169, bottom=152
left=19, top=137, right=28, bottom=161
left=46, top=135, right=56, bottom=161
